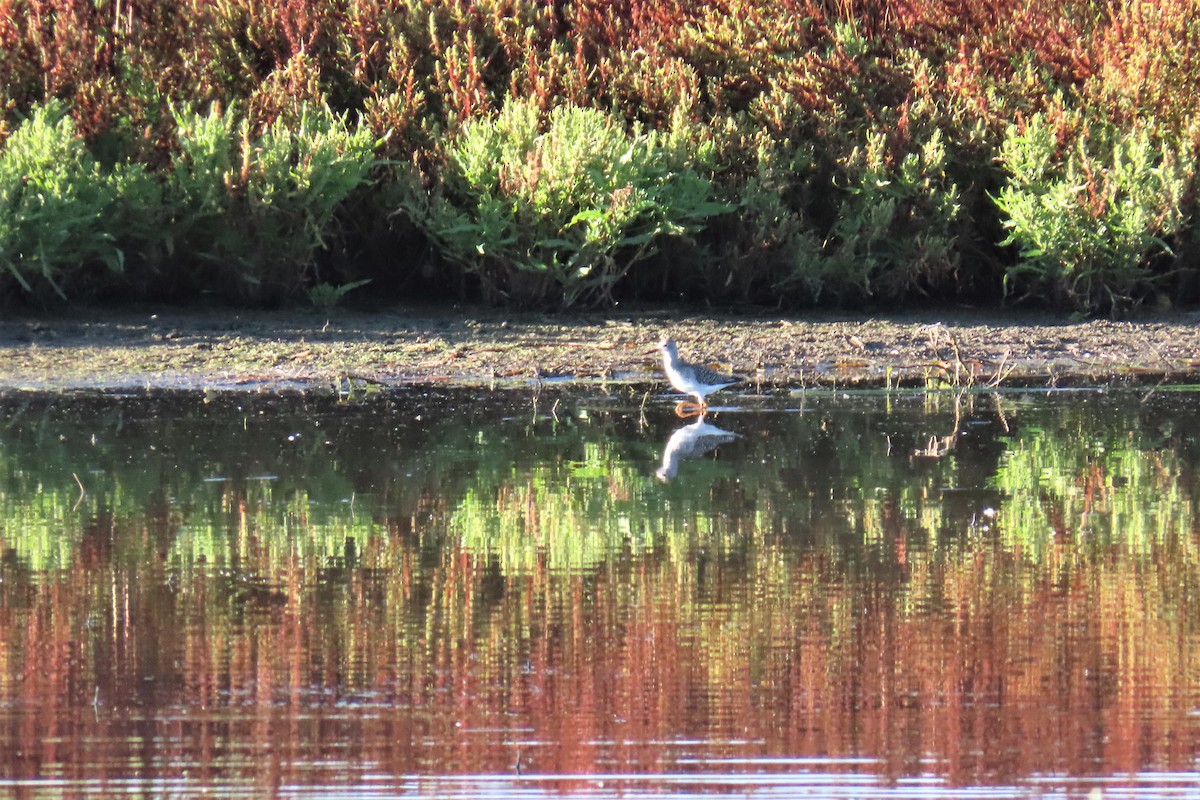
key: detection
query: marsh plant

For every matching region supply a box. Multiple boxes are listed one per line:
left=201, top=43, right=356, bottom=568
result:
left=1, top=0, right=1199, bottom=311
left=995, top=114, right=1195, bottom=313
left=307, top=278, right=372, bottom=310
left=777, top=127, right=962, bottom=302
left=0, top=102, right=148, bottom=299
left=420, top=98, right=727, bottom=306
left=164, top=103, right=376, bottom=303
left=758, top=126, right=964, bottom=304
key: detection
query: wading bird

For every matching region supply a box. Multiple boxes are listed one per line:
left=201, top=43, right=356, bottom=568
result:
left=657, top=338, right=741, bottom=416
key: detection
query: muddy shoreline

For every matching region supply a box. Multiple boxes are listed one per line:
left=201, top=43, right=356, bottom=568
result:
left=1, top=305, right=1198, bottom=393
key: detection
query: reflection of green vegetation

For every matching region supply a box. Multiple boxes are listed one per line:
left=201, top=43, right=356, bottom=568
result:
left=993, top=406, right=1198, bottom=563
left=450, top=440, right=749, bottom=573
left=0, top=492, right=81, bottom=571
left=3, top=390, right=1200, bottom=780
left=1, top=391, right=1199, bottom=580
left=169, top=486, right=385, bottom=569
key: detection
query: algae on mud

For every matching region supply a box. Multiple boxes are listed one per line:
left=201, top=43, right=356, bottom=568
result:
left=2, top=307, right=1199, bottom=392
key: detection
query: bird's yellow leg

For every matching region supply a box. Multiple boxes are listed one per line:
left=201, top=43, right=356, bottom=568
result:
left=674, top=401, right=705, bottom=418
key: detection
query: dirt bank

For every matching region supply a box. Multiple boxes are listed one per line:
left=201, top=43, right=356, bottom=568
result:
left=1, top=305, right=1199, bottom=392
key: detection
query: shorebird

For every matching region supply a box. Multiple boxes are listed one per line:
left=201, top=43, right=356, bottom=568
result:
left=657, top=338, right=741, bottom=415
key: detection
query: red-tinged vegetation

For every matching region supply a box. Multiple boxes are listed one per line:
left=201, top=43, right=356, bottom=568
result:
left=0, top=0, right=1196, bottom=311
left=1, top=528, right=1197, bottom=785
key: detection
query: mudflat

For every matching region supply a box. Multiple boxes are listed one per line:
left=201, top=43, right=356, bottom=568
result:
left=1, top=306, right=1198, bottom=392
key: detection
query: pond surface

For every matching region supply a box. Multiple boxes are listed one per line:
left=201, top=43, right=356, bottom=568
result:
left=0, top=386, right=1198, bottom=799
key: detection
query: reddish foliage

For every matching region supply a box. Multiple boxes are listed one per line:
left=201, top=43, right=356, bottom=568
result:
left=1087, top=0, right=1200, bottom=130
left=0, top=0, right=1196, bottom=308
left=0, top=0, right=1194, bottom=144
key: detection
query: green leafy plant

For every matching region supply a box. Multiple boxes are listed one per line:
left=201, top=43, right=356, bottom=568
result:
left=165, top=103, right=377, bottom=303
left=995, top=113, right=1194, bottom=313
left=419, top=98, right=727, bottom=306
left=2, top=0, right=1198, bottom=309
left=307, top=278, right=371, bottom=310
left=0, top=102, right=130, bottom=300
left=781, top=126, right=962, bottom=302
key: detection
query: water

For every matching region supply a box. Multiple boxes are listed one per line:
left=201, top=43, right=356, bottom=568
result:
left=0, top=386, right=1198, bottom=799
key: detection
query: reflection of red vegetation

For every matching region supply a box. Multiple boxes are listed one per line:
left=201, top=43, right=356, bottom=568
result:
left=0, top=524, right=1196, bottom=790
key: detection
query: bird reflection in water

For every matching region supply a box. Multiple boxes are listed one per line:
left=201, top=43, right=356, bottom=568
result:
left=656, top=417, right=739, bottom=482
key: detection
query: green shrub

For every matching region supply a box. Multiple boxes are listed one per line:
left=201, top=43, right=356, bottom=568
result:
left=307, top=278, right=371, bottom=311
left=418, top=98, right=727, bottom=307
left=164, top=103, right=376, bottom=303
left=0, top=102, right=127, bottom=300
left=995, top=113, right=1194, bottom=313
left=779, top=127, right=962, bottom=303
left=4, top=0, right=1199, bottom=310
